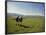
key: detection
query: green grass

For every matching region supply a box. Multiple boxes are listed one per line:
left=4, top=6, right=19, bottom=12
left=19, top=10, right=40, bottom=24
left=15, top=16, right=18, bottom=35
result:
left=7, top=16, right=45, bottom=33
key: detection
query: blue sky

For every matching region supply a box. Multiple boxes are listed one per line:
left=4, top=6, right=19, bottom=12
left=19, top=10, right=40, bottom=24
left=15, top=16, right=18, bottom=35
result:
left=7, top=2, right=45, bottom=16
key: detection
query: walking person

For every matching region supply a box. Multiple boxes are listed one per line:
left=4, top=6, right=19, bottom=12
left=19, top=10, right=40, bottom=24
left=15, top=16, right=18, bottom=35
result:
left=16, top=16, right=19, bottom=26
left=19, top=16, right=23, bottom=25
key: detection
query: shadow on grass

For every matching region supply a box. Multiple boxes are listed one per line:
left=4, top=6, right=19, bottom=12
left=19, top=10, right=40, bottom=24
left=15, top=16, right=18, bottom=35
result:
left=19, top=24, right=32, bottom=28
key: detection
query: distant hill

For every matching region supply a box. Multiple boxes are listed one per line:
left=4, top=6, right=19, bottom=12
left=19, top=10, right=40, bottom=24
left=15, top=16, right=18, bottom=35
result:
left=7, top=13, right=23, bottom=16
left=7, top=13, right=44, bottom=18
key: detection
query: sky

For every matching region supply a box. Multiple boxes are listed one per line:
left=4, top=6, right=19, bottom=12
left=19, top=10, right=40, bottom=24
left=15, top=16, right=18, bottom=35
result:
left=7, top=2, right=45, bottom=16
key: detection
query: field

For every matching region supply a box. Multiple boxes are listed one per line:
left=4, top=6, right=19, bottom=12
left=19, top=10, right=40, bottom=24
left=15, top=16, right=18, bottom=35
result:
left=7, top=16, right=45, bottom=34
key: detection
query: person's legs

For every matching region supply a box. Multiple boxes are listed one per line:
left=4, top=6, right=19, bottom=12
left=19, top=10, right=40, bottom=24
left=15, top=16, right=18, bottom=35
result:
left=17, top=21, right=20, bottom=26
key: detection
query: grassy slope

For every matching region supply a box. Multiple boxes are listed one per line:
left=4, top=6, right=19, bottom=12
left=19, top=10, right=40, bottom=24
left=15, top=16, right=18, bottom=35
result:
left=7, top=16, right=45, bottom=33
